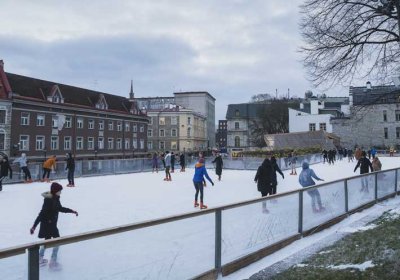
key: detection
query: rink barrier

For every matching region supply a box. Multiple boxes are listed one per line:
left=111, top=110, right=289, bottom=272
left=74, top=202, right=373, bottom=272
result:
left=0, top=165, right=398, bottom=279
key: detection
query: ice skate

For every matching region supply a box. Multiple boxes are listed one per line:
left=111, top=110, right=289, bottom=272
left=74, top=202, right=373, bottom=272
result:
left=39, top=257, right=48, bottom=267
left=163, top=178, right=168, bottom=181
left=49, top=260, right=62, bottom=271
left=200, top=203, right=208, bottom=209
left=194, top=201, right=199, bottom=207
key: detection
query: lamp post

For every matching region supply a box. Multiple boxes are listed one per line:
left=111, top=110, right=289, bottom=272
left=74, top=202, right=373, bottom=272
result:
left=94, top=147, right=98, bottom=160
left=43, top=146, right=47, bottom=161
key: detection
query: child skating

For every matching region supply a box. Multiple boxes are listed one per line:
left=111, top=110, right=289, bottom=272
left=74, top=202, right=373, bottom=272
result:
left=193, top=158, right=214, bottom=209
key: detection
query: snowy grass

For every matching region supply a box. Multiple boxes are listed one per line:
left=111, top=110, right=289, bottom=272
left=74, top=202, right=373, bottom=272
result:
left=271, top=210, right=400, bottom=279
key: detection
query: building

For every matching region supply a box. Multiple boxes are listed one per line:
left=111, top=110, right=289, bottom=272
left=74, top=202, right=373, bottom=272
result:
left=146, top=105, right=207, bottom=153
left=332, top=82, right=400, bottom=149
left=137, top=91, right=216, bottom=149
left=0, top=60, right=149, bottom=161
left=289, top=96, right=349, bottom=133
left=215, top=120, right=227, bottom=152
left=225, top=103, right=268, bottom=153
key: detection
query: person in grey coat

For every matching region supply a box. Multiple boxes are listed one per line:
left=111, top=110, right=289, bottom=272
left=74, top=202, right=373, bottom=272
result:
left=299, top=162, right=325, bottom=213
left=13, top=153, right=32, bottom=183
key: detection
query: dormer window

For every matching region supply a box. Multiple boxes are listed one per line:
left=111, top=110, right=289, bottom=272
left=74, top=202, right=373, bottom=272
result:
left=95, top=94, right=108, bottom=110
left=47, top=85, right=64, bottom=103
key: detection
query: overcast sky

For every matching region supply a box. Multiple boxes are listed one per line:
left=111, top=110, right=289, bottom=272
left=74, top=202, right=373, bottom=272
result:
left=0, top=0, right=349, bottom=123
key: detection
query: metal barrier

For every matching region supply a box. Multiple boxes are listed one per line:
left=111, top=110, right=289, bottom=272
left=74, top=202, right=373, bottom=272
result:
left=0, top=165, right=398, bottom=279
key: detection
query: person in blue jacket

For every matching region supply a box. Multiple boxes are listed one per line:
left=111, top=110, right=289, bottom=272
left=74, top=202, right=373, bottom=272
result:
left=299, top=162, right=325, bottom=213
left=193, top=158, right=214, bottom=209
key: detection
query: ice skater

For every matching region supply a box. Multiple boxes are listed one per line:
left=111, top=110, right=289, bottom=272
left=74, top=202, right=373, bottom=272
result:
left=212, top=153, right=223, bottom=181
left=30, top=182, right=78, bottom=270
left=354, top=151, right=373, bottom=193
left=65, top=153, right=75, bottom=187
left=289, top=151, right=297, bottom=175
left=299, top=162, right=325, bottom=213
left=254, top=158, right=274, bottom=213
left=193, top=158, right=214, bottom=209
left=152, top=152, right=159, bottom=173
left=42, top=155, right=57, bottom=182
left=13, top=153, right=32, bottom=183
left=0, top=155, right=12, bottom=191
left=163, top=151, right=172, bottom=181
left=270, top=156, right=284, bottom=195
left=179, top=152, right=185, bottom=172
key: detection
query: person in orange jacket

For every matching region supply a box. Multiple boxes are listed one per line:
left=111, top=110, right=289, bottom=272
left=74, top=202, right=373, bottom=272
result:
left=42, top=155, right=57, bottom=182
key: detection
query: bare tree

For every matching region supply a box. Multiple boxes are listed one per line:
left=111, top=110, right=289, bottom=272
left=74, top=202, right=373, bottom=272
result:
left=300, top=0, right=400, bottom=88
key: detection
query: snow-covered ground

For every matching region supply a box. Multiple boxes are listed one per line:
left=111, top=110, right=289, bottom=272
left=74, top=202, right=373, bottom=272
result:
left=0, top=157, right=399, bottom=279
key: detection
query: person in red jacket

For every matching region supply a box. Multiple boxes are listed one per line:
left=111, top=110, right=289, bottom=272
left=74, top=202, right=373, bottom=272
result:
left=30, top=182, right=78, bottom=269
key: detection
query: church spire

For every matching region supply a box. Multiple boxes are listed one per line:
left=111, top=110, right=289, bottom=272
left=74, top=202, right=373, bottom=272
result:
left=129, top=80, right=134, bottom=100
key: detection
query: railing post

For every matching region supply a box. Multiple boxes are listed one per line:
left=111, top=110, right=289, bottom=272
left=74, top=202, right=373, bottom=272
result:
left=28, top=246, right=39, bottom=280
left=298, top=190, right=303, bottom=234
left=215, top=209, right=222, bottom=273
left=375, top=173, right=378, bottom=201
left=396, top=169, right=398, bottom=194
left=344, top=179, right=349, bottom=213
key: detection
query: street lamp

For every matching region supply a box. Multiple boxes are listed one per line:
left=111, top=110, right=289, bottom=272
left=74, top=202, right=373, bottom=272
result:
left=43, top=146, right=47, bottom=161
left=94, top=146, right=98, bottom=160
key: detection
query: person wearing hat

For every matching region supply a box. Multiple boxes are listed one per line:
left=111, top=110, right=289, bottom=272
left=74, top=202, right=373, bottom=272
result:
left=193, top=158, right=214, bottom=209
left=0, top=154, right=12, bottom=191
left=65, top=153, right=75, bottom=187
left=30, top=182, right=78, bottom=269
left=42, top=155, right=57, bottom=182
left=13, top=153, right=32, bottom=183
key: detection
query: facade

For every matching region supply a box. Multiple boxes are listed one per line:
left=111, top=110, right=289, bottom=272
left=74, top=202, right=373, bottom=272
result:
left=0, top=61, right=149, bottom=161
left=146, top=106, right=207, bottom=153
left=332, top=84, right=400, bottom=149
left=289, top=97, right=349, bottom=133
left=225, top=103, right=267, bottom=153
left=215, top=120, right=227, bottom=151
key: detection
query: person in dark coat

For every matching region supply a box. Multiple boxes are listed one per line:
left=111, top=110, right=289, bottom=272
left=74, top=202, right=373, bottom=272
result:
left=212, top=153, right=223, bottom=181
left=30, top=183, right=78, bottom=268
left=170, top=152, right=176, bottom=173
left=354, top=151, right=374, bottom=193
left=179, top=152, right=185, bottom=172
left=0, top=155, right=12, bottom=191
left=270, top=156, right=284, bottom=195
left=65, top=153, right=75, bottom=187
left=254, top=158, right=274, bottom=213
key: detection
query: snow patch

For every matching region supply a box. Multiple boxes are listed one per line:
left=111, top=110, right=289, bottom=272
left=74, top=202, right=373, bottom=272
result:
left=327, top=260, right=375, bottom=272
left=338, top=224, right=377, bottom=233
left=295, top=263, right=308, bottom=268
left=318, top=250, right=334, bottom=255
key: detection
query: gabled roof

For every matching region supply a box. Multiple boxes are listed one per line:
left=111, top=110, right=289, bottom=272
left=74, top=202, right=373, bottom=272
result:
left=6, top=72, right=137, bottom=114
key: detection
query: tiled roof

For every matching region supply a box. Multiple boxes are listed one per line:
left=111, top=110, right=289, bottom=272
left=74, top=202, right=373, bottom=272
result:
left=6, top=72, right=137, bottom=114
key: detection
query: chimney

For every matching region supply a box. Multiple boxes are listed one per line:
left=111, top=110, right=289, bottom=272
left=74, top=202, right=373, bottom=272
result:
left=366, top=81, right=372, bottom=90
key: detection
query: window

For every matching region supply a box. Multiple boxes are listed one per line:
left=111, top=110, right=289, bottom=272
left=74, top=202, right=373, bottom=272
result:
left=0, top=133, right=4, bottom=150
left=171, top=116, right=178, bottom=125
left=234, top=136, right=240, bottom=147
left=159, top=129, right=165, bottom=137
left=117, top=122, right=122, bottom=131
left=140, top=139, right=144, bottom=149
left=396, top=110, right=400, bottom=121
left=36, top=136, right=45, bottom=150
left=98, top=137, right=104, bottom=149
left=99, top=120, right=104, bottom=130
left=159, top=141, right=165, bottom=150
left=88, top=137, right=94, bottom=150
left=132, top=139, right=137, bottom=149
left=88, top=119, right=94, bottom=129
left=65, top=117, right=72, bottom=128
left=159, top=117, right=165, bottom=125
left=140, top=125, right=144, bottom=133
left=77, top=118, right=84, bottom=129
left=187, top=127, right=191, bottom=137
left=0, top=110, right=5, bottom=124
left=52, top=116, right=58, bottom=128
left=64, top=136, right=71, bottom=150
left=133, top=124, right=137, bottom=132
left=187, top=117, right=191, bottom=125
left=384, top=127, right=388, bottom=139
left=309, top=123, right=316, bottom=131
left=20, top=135, right=29, bottom=151
left=383, top=110, right=387, bottom=122
left=148, top=129, right=153, bottom=137
left=171, top=129, right=177, bottom=137
left=319, top=123, right=326, bottom=131
left=149, top=117, right=153, bottom=125
left=125, top=138, right=130, bottom=149
left=51, top=136, right=59, bottom=150
left=235, top=110, right=240, bottom=117
left=148, top=141, right=153, bottom=150
left=117, top=138, right=122, bottom=149
left=108, top=138, right=114, bottom=149
left=76, top=137, right=84, bottom=150
left=171, top=141, right=177, bottom=150
left=37, top=115, right=45, bottom=126
left=397, top=127, right=400, bottom=139
left=108, top=121, right=114, bottom=131
left=125, top=122, right=130, bottom=132
left=21, top=112, right=30, bottom=125
left=235, top=122, right=240, bottom=129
